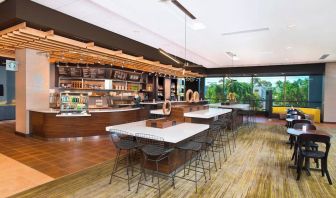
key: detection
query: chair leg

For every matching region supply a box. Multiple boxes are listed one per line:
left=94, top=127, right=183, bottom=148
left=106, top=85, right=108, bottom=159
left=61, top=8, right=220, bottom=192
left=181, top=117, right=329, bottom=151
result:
left=297, top=155, right=304, bottom=180
left=156, top=161, right=161, bottom=197
left=226, top=131, right=232, bottom=155
left=126, top=150, right=131, bottom=191
left=136, top=154, right=146, bottom=193
left=199, top=151, right=207, bottom=182
left=211, top=145, right=218, bottom=171
left=109, top=149, right=121, bottom=184
left=194, top=151, right=198, bottom=193
left=324, top=159, right=332, bottom=185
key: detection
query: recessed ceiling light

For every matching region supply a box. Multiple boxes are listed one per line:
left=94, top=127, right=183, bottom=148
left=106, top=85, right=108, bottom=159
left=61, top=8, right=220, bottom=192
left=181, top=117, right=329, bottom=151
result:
left=189, top=21, right=206, bottom=30
left=287, top=25, right=297, bottom=29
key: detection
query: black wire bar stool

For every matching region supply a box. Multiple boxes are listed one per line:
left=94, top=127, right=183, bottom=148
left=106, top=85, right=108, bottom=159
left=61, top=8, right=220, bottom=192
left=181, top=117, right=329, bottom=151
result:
left=109, top=129, right=142, bottom=191
left=175, top=138, right=208, bottom=192
left=135, top=133, right=175, bottom=197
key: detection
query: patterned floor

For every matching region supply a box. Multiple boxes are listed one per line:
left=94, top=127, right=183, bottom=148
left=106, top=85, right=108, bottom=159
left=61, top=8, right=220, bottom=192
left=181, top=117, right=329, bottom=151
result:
left=11, top=121, right=336, bottom=198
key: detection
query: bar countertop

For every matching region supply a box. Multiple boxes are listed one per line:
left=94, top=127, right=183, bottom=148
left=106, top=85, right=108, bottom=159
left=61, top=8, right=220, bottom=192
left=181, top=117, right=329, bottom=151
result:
left=184, top=108, right=232, bottom=119
left=29, top=108, right=141, bottom=114
left=106, top=120, right=209, bottom=144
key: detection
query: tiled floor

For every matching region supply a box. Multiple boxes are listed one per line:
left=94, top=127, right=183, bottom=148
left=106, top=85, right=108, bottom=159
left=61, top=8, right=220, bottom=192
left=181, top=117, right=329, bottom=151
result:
left=0, top=153, right=53, bottom=198
left=0, top=120, right=117, bottom=178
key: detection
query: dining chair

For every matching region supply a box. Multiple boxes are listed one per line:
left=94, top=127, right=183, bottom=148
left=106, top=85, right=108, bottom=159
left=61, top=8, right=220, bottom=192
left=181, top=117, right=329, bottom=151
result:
left=296, top=133, right=332, bottom=185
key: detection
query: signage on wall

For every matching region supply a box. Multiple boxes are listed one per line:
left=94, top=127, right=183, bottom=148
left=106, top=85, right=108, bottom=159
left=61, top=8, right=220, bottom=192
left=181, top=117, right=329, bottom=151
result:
left=6, top=60, right=18, bottom=71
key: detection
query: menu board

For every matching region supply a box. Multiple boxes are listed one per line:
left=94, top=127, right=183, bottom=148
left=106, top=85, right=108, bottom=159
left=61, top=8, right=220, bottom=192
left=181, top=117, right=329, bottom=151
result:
left=90, top=68, right=98, bottom=78
left=58, top=67, right=70, bottom=76
left=70, top=67, right=82, bottom=77
left=82, top=68, right=91, bottom=78
left=113, top=70, right=127, bottom=80
left=97, top=68, right=106, bottom=79
left=128, top=73, right=141, bottom=81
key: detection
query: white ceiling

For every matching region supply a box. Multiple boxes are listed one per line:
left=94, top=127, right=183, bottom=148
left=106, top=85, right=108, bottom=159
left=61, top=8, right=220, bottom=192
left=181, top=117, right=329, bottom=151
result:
left=31, top=0, right=336, bottom=68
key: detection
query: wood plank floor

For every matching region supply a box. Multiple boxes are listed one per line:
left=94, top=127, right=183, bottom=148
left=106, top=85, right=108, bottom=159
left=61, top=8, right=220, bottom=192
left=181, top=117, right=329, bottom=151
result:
left=11, top=121, right=336, bottom=198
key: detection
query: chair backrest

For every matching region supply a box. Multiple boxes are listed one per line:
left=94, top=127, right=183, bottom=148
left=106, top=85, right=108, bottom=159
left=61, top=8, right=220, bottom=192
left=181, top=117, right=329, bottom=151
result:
left=292, top=119, right=311, bottom=126
left=109, top=129, right=134, bottom=143
left=293, top=123, right=316, bottom=130
left=134, top=133, right=165, bottom=148
left=297, top=133, right=331, bottom=157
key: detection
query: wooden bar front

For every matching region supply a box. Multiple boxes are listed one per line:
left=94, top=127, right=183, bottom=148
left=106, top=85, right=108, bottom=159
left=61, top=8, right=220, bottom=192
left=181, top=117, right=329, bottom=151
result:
left=30, top=109, right=149, bottom=138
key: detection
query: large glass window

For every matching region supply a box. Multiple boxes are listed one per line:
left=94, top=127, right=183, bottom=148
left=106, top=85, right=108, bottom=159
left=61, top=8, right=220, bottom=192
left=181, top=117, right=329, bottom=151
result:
left=225, top=77, right=252, bottom=103
left=204, top=77, right=224, bottom=103
left=204, top=74, right=322, bottom=110
left=253, top=76, right=285, bottom=110
left=284, top=76, right=309, bottom=107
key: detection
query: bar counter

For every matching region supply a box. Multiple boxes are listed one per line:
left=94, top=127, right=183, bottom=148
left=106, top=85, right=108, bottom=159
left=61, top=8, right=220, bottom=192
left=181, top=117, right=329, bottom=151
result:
left=29, top=108, right=149, bottom=138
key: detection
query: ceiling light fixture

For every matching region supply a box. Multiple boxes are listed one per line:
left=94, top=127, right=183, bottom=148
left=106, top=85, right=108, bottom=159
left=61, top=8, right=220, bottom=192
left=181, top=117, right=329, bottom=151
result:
left=319, top=54, right=330, bottom=60
left=226, top=52, right=239, bottom=60
left=221, top=27, right=269, bottom=36
left=159, top=48, right=181, bottom=64
left=171, top=0, right=196, bottom=20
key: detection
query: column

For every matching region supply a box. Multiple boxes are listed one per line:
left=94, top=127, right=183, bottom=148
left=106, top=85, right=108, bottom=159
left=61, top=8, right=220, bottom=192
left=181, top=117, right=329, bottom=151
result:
left=15, top=49, right=50, bottom=134
left=323, top=62, right=336, bottom=122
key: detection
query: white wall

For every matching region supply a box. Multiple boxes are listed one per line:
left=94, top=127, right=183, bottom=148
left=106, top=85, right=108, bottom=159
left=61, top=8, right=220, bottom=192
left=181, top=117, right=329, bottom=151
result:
left=15, top=49, right=50, bottom=134
left=323, top=62, right=336, bottom=122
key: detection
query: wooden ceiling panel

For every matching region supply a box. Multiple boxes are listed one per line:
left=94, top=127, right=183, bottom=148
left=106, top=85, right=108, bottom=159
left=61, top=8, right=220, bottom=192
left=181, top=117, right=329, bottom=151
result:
left=0, top=22, right=203, bottom=77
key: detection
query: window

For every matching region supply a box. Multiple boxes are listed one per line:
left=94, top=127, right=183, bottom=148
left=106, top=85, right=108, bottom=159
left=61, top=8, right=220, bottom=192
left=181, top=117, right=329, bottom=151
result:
left=224, top=77, right=252, bottom=103
left=204, top=78, right=224, bottom=103
left=284, top=76, right=309, bottom=107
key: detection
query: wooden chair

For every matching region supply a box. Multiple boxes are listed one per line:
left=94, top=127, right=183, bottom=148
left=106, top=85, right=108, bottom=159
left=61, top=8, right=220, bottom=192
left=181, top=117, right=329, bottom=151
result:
left=296, top=133, right=332, bottom=185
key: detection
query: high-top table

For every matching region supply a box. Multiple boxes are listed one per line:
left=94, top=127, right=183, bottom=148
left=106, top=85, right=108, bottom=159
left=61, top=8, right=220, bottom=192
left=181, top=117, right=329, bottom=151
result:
left=106, top=120, right=209, bottom=144
left=208, top=103, right=250, bottom=111
left=106, top=120, right=209, bottom=173
left=184, top=107, right=232, bottom=124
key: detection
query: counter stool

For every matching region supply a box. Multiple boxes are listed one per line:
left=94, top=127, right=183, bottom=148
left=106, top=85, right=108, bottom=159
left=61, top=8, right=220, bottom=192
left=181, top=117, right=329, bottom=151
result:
left=194, top=127, right=221, bottom=179
left=175, top=140, right=207, bottom=192
left=135, top=133, right=175, bottom=197
left=218, top=114, right=233, bottom=157
left=109, top=129, right=141, bottom=191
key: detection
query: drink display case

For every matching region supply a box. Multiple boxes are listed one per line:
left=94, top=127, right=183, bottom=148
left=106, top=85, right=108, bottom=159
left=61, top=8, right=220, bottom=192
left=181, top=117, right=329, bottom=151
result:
left=58, top=92, right=89, bottom=116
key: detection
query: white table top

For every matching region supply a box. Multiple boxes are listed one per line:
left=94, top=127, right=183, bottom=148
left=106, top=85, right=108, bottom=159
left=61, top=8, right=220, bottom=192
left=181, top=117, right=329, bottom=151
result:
left=208, top=103, right=250, bottom=110
left=150, top=109, right=164, bottom=115
left=106, top=120, right=209, bottom=143
left=287, top=128, right=331, bottom=137
left=286, top=118, right=294, bottom=122
left=184, top=108, right=232, bottom=119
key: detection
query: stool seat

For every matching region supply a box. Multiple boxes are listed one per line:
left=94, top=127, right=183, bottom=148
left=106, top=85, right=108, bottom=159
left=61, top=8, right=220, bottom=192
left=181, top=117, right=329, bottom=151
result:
left=142, top=145, right=173, bottom=157
left=302, top=150, right=325, bottom=158
left=116, top=140, right=141, bottom=150
left=177, top=141, right=202, bottom=151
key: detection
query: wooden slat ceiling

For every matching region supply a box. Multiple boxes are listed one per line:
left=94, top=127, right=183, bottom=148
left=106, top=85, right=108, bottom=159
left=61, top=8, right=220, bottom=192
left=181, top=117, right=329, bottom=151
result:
left=0, top=22, right=203, bottom=77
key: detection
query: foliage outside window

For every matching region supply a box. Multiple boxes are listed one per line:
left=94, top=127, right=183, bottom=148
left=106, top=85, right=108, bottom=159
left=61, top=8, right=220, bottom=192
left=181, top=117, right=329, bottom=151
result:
left=204, top=75, right=311, bottom=110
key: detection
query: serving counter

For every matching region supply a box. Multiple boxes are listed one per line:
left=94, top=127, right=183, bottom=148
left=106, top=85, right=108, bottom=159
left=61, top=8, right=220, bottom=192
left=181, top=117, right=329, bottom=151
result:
left=29, top=108, right=149, bottom=138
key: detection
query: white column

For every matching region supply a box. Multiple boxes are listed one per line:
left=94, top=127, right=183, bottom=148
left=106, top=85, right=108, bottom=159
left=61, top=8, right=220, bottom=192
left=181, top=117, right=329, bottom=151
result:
left=323, top=63, right=336, bottom=122
left=15, top=49, right=50, bottom=134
